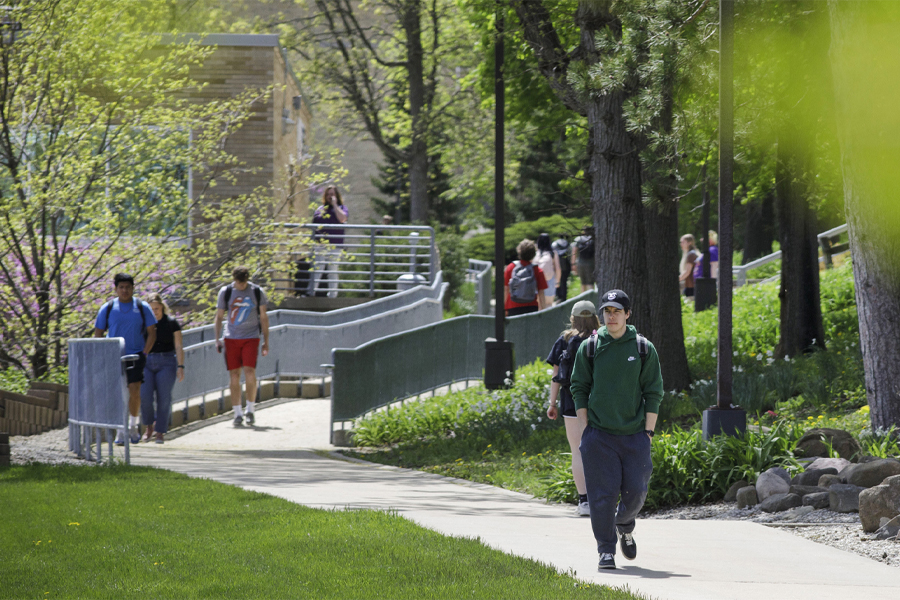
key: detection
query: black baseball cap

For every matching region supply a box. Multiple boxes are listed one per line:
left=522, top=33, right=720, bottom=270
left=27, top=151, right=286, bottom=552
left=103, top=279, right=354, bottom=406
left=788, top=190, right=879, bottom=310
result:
left=599, top=289, right=631, bottom=312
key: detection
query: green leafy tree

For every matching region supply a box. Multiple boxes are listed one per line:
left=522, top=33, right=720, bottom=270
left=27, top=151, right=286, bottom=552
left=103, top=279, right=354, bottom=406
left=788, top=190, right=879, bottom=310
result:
left=276, top=0, right=481, bottom=224
left=0, top=0, right=293, bottom=377
left=369, top=135, right=458, bottom=225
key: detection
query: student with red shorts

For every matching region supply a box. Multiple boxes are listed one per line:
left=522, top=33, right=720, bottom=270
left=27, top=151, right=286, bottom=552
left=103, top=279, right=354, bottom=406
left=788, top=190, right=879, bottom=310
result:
left=214, top=266, right=270, bottom=426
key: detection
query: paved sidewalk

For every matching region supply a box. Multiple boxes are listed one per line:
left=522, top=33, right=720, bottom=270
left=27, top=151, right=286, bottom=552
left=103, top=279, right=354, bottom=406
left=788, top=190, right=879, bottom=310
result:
left=129, top=398, right=900, bottom=600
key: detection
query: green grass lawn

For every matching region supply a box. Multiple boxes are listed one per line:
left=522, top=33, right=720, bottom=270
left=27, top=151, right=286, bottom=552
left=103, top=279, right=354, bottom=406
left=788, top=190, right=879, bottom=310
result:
left=0, top=464, right=645, bottom=600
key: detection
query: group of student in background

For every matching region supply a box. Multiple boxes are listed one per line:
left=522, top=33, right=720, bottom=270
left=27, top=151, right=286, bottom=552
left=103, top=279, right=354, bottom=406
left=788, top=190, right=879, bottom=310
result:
left=679, top=230, right=719, bottom=300
left=503, top=226, right=596, bottom=317
left=93, top=265, right=269, bottom=444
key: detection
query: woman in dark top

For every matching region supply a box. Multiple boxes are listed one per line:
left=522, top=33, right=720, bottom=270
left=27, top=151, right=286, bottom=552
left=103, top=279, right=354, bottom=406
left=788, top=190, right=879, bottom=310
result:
left=545, top=300, right=601, bottom=517
left=140, top=293, right=184, bottom=444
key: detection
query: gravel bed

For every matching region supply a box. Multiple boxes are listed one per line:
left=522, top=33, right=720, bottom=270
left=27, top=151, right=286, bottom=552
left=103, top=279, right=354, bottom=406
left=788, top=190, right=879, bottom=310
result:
left=7, top=428, right=900, bottom=567
left=643, top=502, right=899, bottom=568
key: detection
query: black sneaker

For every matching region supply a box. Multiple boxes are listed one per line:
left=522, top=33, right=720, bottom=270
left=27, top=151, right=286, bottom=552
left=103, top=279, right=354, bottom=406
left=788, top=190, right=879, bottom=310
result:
left=598, top=553, right=616, bottom=570
left=246, top=411, right=255, bottom=425
left=233, top=415, right=243, bottom=427
left=619, top=531, right=637, bottom=560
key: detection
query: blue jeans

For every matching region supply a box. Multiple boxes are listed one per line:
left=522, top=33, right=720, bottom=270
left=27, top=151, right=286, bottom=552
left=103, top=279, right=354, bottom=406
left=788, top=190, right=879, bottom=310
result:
left=580, top=426, right=653, bottom=555
left=141, top=352, right=177, bottom=434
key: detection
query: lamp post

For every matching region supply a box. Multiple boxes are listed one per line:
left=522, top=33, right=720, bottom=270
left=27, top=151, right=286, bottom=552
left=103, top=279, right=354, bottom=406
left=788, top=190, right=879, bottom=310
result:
left=702, top=0, right=746, bottom=440
left=484, top=4, right=514, bottom=389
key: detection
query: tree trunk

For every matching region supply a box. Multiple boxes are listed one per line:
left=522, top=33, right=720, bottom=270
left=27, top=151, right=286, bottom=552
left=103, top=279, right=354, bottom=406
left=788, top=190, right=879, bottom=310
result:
left=774, top=3, right=826, bottom=358
left=587, top=93, right=651, bottom=334
left=742, top=191, right=776, bottom=263
left=774, top=134, right=825, bottom=357
left=829, top=0, right=900, bottom=430
left=644, top=198, right=692, bottom=391
left=403, top=0, right=429, bottom=223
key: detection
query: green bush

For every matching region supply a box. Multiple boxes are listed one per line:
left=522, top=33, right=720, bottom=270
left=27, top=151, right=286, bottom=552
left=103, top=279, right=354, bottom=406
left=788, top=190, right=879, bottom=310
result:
left=351, top=361, right=559, bottom=447
left=0, top=368, right=29, bottom=393
left=436, top=231, right=468, bottom=310
left=466, top=215, right=590, bottom=263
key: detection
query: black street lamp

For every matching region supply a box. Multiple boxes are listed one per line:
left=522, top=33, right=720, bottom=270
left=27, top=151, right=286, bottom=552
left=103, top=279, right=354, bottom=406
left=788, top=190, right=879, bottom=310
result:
left=484, top=4, right=514, bottom=389
left=702, top=0, right=746, bottom=440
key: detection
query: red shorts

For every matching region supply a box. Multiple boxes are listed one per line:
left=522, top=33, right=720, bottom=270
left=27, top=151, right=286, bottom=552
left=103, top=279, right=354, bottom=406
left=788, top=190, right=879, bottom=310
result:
left=224, top=338, right=259, bottom=370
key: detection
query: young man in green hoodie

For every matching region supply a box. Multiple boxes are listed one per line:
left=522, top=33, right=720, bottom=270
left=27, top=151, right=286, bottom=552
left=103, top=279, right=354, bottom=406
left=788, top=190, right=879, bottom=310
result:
left=570, top=289, right=664, bottom=570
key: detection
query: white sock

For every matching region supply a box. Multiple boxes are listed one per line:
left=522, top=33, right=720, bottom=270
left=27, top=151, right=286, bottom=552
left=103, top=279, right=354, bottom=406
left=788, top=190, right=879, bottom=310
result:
left=246, top=401, right=255, bottom=414
left=233, top=404, right=244, bottom=417
left=129, top=416, right=139, bottom=428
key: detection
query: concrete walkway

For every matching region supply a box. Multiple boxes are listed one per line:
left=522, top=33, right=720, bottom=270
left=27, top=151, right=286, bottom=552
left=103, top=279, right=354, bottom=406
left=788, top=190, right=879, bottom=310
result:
left=128, top=398, right=900, bottom=600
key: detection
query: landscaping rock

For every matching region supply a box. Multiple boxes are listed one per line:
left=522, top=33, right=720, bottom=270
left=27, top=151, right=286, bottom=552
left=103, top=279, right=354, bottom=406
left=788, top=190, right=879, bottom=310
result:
left=807, top=457, right=852, bottom=472
left=760, top=493, right=803, bottom=513
left=829, top=483, right=866, bottom=513
left=792, top=468, right=838, bottom=487
left=736, top=486, right=759, bottom=509
left=858, top=474, right=900, bottom=533
left=782, top=505, right=814, bottom=522
left=794, top=428, right=861, bottom=460
left=873, top=515, right=900, bottom=540
left=724, top=480, right=749, bottom=503
left=789, top=484, right=827, bottom=497
left=802, top=492, right=831, bottom=509
left=818, top=474, right=842, bottom=488
left=756, top=468, right=790, bottom=501
left=839, top=458, right=900, bottom=489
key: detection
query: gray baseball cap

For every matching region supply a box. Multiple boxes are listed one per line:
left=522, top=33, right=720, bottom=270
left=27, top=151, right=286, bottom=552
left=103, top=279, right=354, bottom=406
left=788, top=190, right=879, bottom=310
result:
left=571, top=300, right=597, bottom=317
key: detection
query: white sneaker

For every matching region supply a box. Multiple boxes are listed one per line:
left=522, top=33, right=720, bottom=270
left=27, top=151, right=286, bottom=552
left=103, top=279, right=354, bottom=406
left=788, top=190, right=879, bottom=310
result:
left=576, top=501, right=590, bottom=516
left=114, top=431, right=125, bottom=446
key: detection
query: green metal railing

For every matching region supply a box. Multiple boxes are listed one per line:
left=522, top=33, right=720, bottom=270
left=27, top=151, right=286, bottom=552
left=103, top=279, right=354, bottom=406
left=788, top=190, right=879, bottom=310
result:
left=330, top=290, right=598, bottom=435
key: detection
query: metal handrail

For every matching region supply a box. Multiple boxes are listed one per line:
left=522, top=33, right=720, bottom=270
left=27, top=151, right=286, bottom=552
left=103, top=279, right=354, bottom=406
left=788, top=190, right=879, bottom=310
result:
left=259, top=223, right=437, bottom=298
left=466, top=259, right=493, bottom=315
left=732, top=223, right=850, bottom=287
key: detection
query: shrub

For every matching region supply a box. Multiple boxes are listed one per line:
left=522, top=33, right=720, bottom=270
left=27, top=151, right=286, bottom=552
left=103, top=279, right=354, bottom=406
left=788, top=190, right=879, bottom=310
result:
left=351, top=361, right=560, bottom=447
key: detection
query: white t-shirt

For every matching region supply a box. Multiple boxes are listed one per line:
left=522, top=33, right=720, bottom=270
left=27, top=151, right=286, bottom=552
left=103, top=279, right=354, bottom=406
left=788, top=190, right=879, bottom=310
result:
left=536, top=251, right=556, bottom=283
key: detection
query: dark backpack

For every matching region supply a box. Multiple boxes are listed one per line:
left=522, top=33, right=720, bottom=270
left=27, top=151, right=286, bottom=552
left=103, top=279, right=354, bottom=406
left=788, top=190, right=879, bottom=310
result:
left=104, top=299, right=147, bottom=339
left=576, top=235, right=594, bottom=258
left=553, top=239, right=571, bottom=271
left=552, top=335, right=585, bottom=389
left=223, top=283, right=263, bottom=334
left=508, top=262, right=538, bottom=304
left=584, top=332, right=650, bottom=370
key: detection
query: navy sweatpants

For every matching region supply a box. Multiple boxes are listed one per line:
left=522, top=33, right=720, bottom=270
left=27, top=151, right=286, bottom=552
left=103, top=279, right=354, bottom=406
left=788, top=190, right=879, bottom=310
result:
left=580, top=426, right=653, bottom=554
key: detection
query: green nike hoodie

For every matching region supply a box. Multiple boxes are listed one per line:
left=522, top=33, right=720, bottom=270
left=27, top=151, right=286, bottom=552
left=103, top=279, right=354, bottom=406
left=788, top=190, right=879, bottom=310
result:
left=570, top=324, right=664, bottom=435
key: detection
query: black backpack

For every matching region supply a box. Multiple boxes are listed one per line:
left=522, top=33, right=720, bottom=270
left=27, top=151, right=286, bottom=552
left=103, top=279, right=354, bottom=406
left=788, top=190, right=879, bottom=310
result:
left=104, top=299, right=147, bottom=339
left=223, top=283, right=263, bottom=334
left=584, top=332, right=650, bottom=369
left=576, top=235, right=594, bottom=258
left=508, top=263, right=538, bottom=304
left=551, top=335, right=585, bottom=389
left=553, top=239, right=571, bottom=271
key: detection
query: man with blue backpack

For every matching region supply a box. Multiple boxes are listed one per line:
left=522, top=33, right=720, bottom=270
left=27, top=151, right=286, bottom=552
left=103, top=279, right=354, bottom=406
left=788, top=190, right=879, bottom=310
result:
left=94, top=273, right=157, bottom=445
left=570, top=289, right=664, bottom=571
left=214, top=266, right=270, bottom=427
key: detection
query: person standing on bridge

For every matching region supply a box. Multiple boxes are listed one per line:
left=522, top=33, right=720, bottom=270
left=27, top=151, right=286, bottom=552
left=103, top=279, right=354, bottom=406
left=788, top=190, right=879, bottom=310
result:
left=94, top=273, right=157, bottom=445
left=214, top=266, right=270, bottom=427
left=570, top=289, right=663, bottom=571
left=309, top=185, right=348, bottom=299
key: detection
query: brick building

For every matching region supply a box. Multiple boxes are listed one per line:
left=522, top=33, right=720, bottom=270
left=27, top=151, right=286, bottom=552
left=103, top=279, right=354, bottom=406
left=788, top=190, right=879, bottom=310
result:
left=176, top=33, right=312, bottom=221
